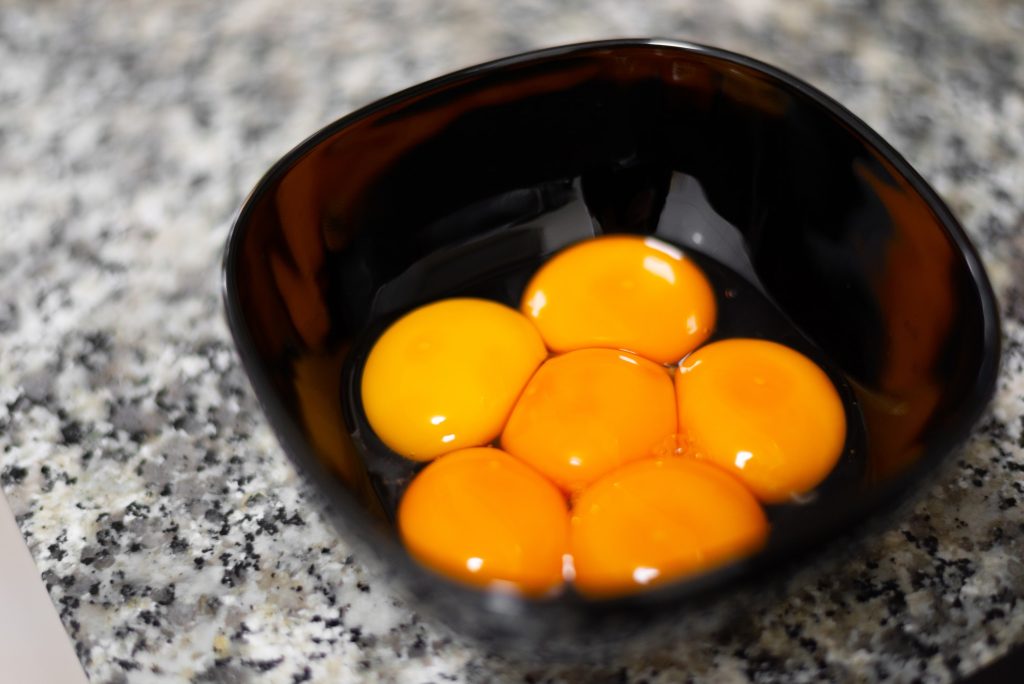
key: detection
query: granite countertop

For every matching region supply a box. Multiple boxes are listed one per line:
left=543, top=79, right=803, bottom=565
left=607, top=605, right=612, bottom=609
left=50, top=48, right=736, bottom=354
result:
left=2, top=1, right=1023, bottom=682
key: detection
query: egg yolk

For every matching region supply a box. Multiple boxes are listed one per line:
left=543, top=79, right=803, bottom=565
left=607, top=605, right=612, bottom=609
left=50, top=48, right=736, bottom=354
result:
left=520, top=234, right=716, bottom=364
left=501, top=348, right=677, bottom=493
left=675, top=338, right=846, bottom=503
left=361, top=298, right=546, bottom=460
left=398, top=448, right=570, bottom=596
left=570, top=458, right=768, bottom=597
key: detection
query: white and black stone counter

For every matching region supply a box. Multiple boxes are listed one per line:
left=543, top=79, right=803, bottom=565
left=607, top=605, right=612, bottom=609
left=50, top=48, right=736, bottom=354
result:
left=2, top=1, right=1023, bottom=681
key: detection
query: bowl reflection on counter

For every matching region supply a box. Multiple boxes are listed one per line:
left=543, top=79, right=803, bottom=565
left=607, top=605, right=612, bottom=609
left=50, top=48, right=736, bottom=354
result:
left=222, top=39, right=999, bottom=658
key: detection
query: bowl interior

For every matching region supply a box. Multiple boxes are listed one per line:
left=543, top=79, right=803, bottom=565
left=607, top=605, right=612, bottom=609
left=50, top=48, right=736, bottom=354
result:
left=223, top=40, right=998, bottom=651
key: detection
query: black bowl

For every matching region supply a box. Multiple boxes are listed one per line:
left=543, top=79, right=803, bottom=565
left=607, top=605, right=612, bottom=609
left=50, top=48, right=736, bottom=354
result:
left=222, top=39, right=999, bottom=658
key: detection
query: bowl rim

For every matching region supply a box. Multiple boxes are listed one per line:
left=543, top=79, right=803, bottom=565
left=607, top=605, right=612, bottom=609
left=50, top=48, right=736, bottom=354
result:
left=221, top=37, right=1001, bottom=617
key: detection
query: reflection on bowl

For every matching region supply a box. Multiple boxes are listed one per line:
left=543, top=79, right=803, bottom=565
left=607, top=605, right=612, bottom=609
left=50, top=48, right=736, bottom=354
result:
left=222, top=39, right=999, bottom=658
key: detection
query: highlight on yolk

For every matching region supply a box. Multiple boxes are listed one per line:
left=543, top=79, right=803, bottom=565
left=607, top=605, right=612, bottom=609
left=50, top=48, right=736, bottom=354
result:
left=520, top=234, right=716, bottom=364
left=361, top=298, right=546, bottom=461
left=398, top=448, right=570, bottom=596
left=501, top=348, right=677, bottom=493
left=570, top=458, right=768, bottom=597
left=675, top=338, right=847, bottom=503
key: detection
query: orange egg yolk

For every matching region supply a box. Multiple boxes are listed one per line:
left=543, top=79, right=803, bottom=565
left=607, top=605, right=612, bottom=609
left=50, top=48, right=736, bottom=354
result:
left=520, top=234, right=716, bottom=364
left=570, top=458, right=768, bottom=597
left=675, top=338, right=847, bottom=503
left=398, top=448, right=569, bottom=596
left=501, top=348, right=677, bottom=493
left=361, top=298, right=546, bottom=460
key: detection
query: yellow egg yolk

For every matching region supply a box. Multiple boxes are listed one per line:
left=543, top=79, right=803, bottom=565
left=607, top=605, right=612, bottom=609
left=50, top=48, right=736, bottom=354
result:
left=675, top=338, right=847, bottom=503
left=570, top=458, right=768, bottom=597
left=361, top=298, right=546, bottom=460
left=398, top=448, right=569, bottom=596
left=520, top=234, right=716, bottom=364
left=501, top=348, right=677, bottom=493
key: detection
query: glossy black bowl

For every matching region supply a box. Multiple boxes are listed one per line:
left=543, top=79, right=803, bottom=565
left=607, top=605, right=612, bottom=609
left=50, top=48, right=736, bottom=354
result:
left=222, top=39, right=999, bottom=657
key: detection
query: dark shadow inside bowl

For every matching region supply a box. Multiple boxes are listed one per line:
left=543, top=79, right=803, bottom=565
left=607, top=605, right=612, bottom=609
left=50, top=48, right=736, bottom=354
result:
left=223, top=40, right=999, bottom=656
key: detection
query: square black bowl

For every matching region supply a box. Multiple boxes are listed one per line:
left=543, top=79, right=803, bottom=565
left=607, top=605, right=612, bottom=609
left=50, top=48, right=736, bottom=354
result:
left=222, top=39, right=999, bottom=658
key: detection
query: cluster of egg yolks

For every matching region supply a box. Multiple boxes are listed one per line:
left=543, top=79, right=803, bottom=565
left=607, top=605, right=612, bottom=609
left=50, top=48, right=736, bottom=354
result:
left=520, top=235, right=716, bottom=364
left=502, top=348, right=676, bottom=493
left=675, top=338, right=847, bottom=503
left=360, top=298, right=546, bottom=460
left=398, top=448, right=569, bottom=596
left=570, top=458, right=768, bottom=597
left=364, top=234, right=846, bottom=596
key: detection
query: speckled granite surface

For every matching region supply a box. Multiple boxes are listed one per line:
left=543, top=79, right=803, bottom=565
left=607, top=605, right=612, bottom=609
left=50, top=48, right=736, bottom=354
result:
left=2, top=1, right=1023, bottom=682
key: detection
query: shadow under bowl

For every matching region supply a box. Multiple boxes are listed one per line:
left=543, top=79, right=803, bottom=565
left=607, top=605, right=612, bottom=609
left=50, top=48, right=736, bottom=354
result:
left=222, top=39, right=1000, bottom=658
